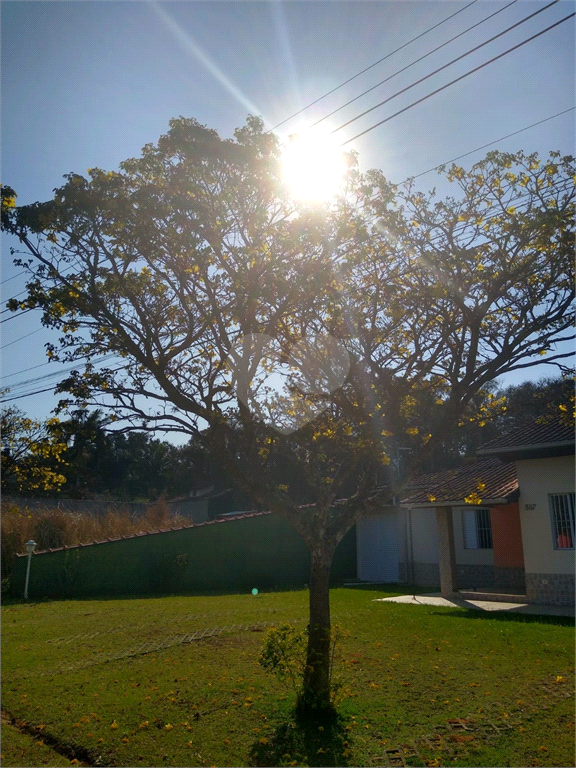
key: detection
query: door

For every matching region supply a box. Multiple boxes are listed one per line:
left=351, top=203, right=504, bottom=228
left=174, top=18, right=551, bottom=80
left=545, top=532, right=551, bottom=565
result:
left=357, top=513, right=399, bottom=582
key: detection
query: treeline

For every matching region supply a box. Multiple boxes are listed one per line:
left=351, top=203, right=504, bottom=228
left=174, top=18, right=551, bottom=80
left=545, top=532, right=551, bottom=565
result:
left=1, top=376, right=572, bottom=502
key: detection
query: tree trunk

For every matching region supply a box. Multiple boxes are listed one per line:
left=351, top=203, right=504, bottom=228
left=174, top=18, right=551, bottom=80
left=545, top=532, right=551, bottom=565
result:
left=298, top=544, right=335, bottom=716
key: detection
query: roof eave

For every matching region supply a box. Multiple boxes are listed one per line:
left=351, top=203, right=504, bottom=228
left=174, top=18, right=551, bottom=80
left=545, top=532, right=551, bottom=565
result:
left=477, top=441, right=575, bottom=460
left=398, top=497, right=510, bottom=509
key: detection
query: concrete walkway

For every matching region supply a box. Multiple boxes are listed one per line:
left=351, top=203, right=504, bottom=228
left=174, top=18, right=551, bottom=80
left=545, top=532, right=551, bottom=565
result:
left=374, top=592, right=575, bottom=617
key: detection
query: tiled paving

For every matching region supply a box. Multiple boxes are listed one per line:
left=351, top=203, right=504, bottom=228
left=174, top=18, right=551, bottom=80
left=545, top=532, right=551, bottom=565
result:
left=374, top=592, right=574, bottom=616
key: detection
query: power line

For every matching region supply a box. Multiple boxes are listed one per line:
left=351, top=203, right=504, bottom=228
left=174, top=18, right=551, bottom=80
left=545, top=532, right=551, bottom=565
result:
left=1, top=385, right=60, bottom=403
left=0, top=307, right=38, bottom=324
left=2, top=364, right=125, bottom=403
left=0, top=327, right=43, bottom=350
left=0, top=270, right=26, bottom=286
left=4, top=355, right=116, bottom=393
left=402, top=108, right=576, bottom=183
left=308, top=0, right=519, bottom=131
left=341, top=12, right=575, bottom=146
left=1, top=360, right=56, bottom=380
left=333, top=0, right=560, bottom=137
left=270, top=0, right=479, bottom=132
left=1, top=287, right=31, bottom=314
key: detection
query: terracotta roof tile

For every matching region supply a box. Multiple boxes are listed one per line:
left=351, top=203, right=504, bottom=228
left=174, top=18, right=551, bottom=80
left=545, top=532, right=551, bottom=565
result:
left=478, top=418, right=574, bottom=453
left=399, top=458, right=518, bottom=506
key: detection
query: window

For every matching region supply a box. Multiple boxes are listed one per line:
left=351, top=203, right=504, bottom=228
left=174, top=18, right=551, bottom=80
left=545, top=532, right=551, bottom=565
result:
left=462, top=508, right=493, bottom=549
left=550, top=493, right=575, bottom=550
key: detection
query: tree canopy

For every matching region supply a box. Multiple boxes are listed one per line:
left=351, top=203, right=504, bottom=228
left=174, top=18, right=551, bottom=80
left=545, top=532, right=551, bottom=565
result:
left=2, top=116, right=574, bottom=712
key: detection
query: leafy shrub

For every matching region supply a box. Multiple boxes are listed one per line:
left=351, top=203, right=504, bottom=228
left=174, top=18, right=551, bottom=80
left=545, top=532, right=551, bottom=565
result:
left=259, top=623, right=349, bottom=704
left=259, top=623, right=307, bottom=691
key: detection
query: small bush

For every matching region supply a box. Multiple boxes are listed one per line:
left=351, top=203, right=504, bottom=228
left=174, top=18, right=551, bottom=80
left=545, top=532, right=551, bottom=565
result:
left=259, top=623, right=349, bottom=704
left=259, top=623, right=307, bottom=691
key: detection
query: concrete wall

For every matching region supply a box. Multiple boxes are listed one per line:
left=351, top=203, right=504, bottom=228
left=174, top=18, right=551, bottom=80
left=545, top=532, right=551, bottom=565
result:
left=398, top=507, right=496, bottom=588
left=516, top=455, right=574, bottom=576
left=516, top=455, right=574, bottom=605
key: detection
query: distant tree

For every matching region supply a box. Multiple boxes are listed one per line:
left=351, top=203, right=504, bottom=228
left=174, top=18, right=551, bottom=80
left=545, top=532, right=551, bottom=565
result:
left=497, top=375, right=575, bottom=428
left=2, top=118, right=573, bottom=713
left=1, top=407, right=67, bottom=495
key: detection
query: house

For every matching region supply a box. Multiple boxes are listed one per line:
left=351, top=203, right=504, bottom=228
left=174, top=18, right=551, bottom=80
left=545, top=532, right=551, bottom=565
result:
left=476, top=418, right=574, bottom=605
left=166, top=486, right=235, bottom=522
left=356, top=419, right=574, bottom=606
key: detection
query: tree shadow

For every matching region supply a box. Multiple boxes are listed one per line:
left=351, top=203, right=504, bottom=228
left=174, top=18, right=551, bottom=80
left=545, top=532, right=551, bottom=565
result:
left=248, top=710, right=352, bottom=767
left=428, top=607, right=574, bottom=627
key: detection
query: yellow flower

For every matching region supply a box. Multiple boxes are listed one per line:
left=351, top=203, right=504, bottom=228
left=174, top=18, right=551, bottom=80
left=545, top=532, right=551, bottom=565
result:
left=164, top=723, right=173, bottom=731
left=259, top=737, right=268, bottom=745
left=110, top=720, right=119, bottom=730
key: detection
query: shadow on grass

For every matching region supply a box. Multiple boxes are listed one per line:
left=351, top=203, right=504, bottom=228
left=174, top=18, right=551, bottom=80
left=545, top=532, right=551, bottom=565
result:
left=428, top=606, right=574, bottom=627
left=338, top=582, right=434, bottom=595
left=248, top=711, right=352, bottom=767
left=2, top=585, right=312, bottom=605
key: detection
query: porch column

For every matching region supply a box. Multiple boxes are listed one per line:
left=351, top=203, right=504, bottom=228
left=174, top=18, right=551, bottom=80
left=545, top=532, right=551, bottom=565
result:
left=436, top=506, right=458, bottom=598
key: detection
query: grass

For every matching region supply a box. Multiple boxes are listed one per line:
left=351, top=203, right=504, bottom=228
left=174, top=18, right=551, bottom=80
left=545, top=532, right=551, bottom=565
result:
left=1, top=586, right=574, bottom=767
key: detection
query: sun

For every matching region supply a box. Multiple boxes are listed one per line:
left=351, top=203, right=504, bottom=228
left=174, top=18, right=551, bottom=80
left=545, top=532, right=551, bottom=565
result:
left=281, top=131, right=348, bottom=202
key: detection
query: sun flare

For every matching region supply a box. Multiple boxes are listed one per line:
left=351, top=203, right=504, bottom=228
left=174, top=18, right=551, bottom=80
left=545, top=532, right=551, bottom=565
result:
left=282, top=132, right=347, bottom=202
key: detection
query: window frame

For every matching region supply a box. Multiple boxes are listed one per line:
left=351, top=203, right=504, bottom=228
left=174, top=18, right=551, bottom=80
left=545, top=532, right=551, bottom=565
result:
left=461, top=507, right=493, bottom=550
left=549, top=493, right=575, bottom=550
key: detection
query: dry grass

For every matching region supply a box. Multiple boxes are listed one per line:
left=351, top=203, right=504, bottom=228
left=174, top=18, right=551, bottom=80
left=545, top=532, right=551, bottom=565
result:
left=1, top=499, right=191, bottom=581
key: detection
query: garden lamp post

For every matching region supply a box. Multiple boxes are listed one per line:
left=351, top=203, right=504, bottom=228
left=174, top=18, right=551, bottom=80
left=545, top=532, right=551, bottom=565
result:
left=23, top=540, right=37, bottom=599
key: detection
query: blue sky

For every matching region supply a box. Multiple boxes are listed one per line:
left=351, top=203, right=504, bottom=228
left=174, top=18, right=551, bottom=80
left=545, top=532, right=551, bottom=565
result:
left=1, top=0, right=574, bottom=430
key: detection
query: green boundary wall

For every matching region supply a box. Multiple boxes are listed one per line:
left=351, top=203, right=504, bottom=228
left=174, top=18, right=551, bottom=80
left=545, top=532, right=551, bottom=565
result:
left=10, top=513, right=356, bottom=599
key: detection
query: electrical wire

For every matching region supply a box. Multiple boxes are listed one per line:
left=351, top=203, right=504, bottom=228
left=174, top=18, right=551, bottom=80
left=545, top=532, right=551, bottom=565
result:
left=333, top=0, right=560, bottom=137
left=0, top=327, right=43, bottom=350
left=2, top=359, right=71, bottom=380
left=4, top=355, right=116, bottom=393
left=402, top=107, right=576, bottom=183
left=1, top=385, right=60, bottom=403
left=2, top=364, right=125, bottom=403
left=0, top=270, right=26, bottom=286
left=0, top=307, right=38, bottom=323
left=1, top=287, right=32, bottom=314
left=270, top=0, right=479, bottom=131
left=340, top=12, right=575, bottom=146
left=308, top=0, right=519, bottom=131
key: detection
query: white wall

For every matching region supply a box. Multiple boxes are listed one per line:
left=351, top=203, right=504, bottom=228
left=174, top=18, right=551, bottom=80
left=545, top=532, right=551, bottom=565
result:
left=516, top=455, right=575, bottom=575
left=401, top=507, right=494, bottom=565
left=402, top=508, right=439, bottom=563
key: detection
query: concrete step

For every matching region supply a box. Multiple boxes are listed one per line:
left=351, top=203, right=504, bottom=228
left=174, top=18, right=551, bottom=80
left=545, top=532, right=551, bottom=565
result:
left=458, top=590, right=528, bottom=603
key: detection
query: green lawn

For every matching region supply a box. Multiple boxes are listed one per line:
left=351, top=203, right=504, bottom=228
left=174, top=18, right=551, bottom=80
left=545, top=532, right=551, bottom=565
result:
left=1, top=586, right=574, bottom=767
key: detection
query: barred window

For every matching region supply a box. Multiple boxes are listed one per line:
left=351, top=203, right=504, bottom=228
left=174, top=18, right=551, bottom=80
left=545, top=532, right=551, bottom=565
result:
left=462, top=508, right=493, bottom=549
left=549, top=493, right=575, bottom=550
